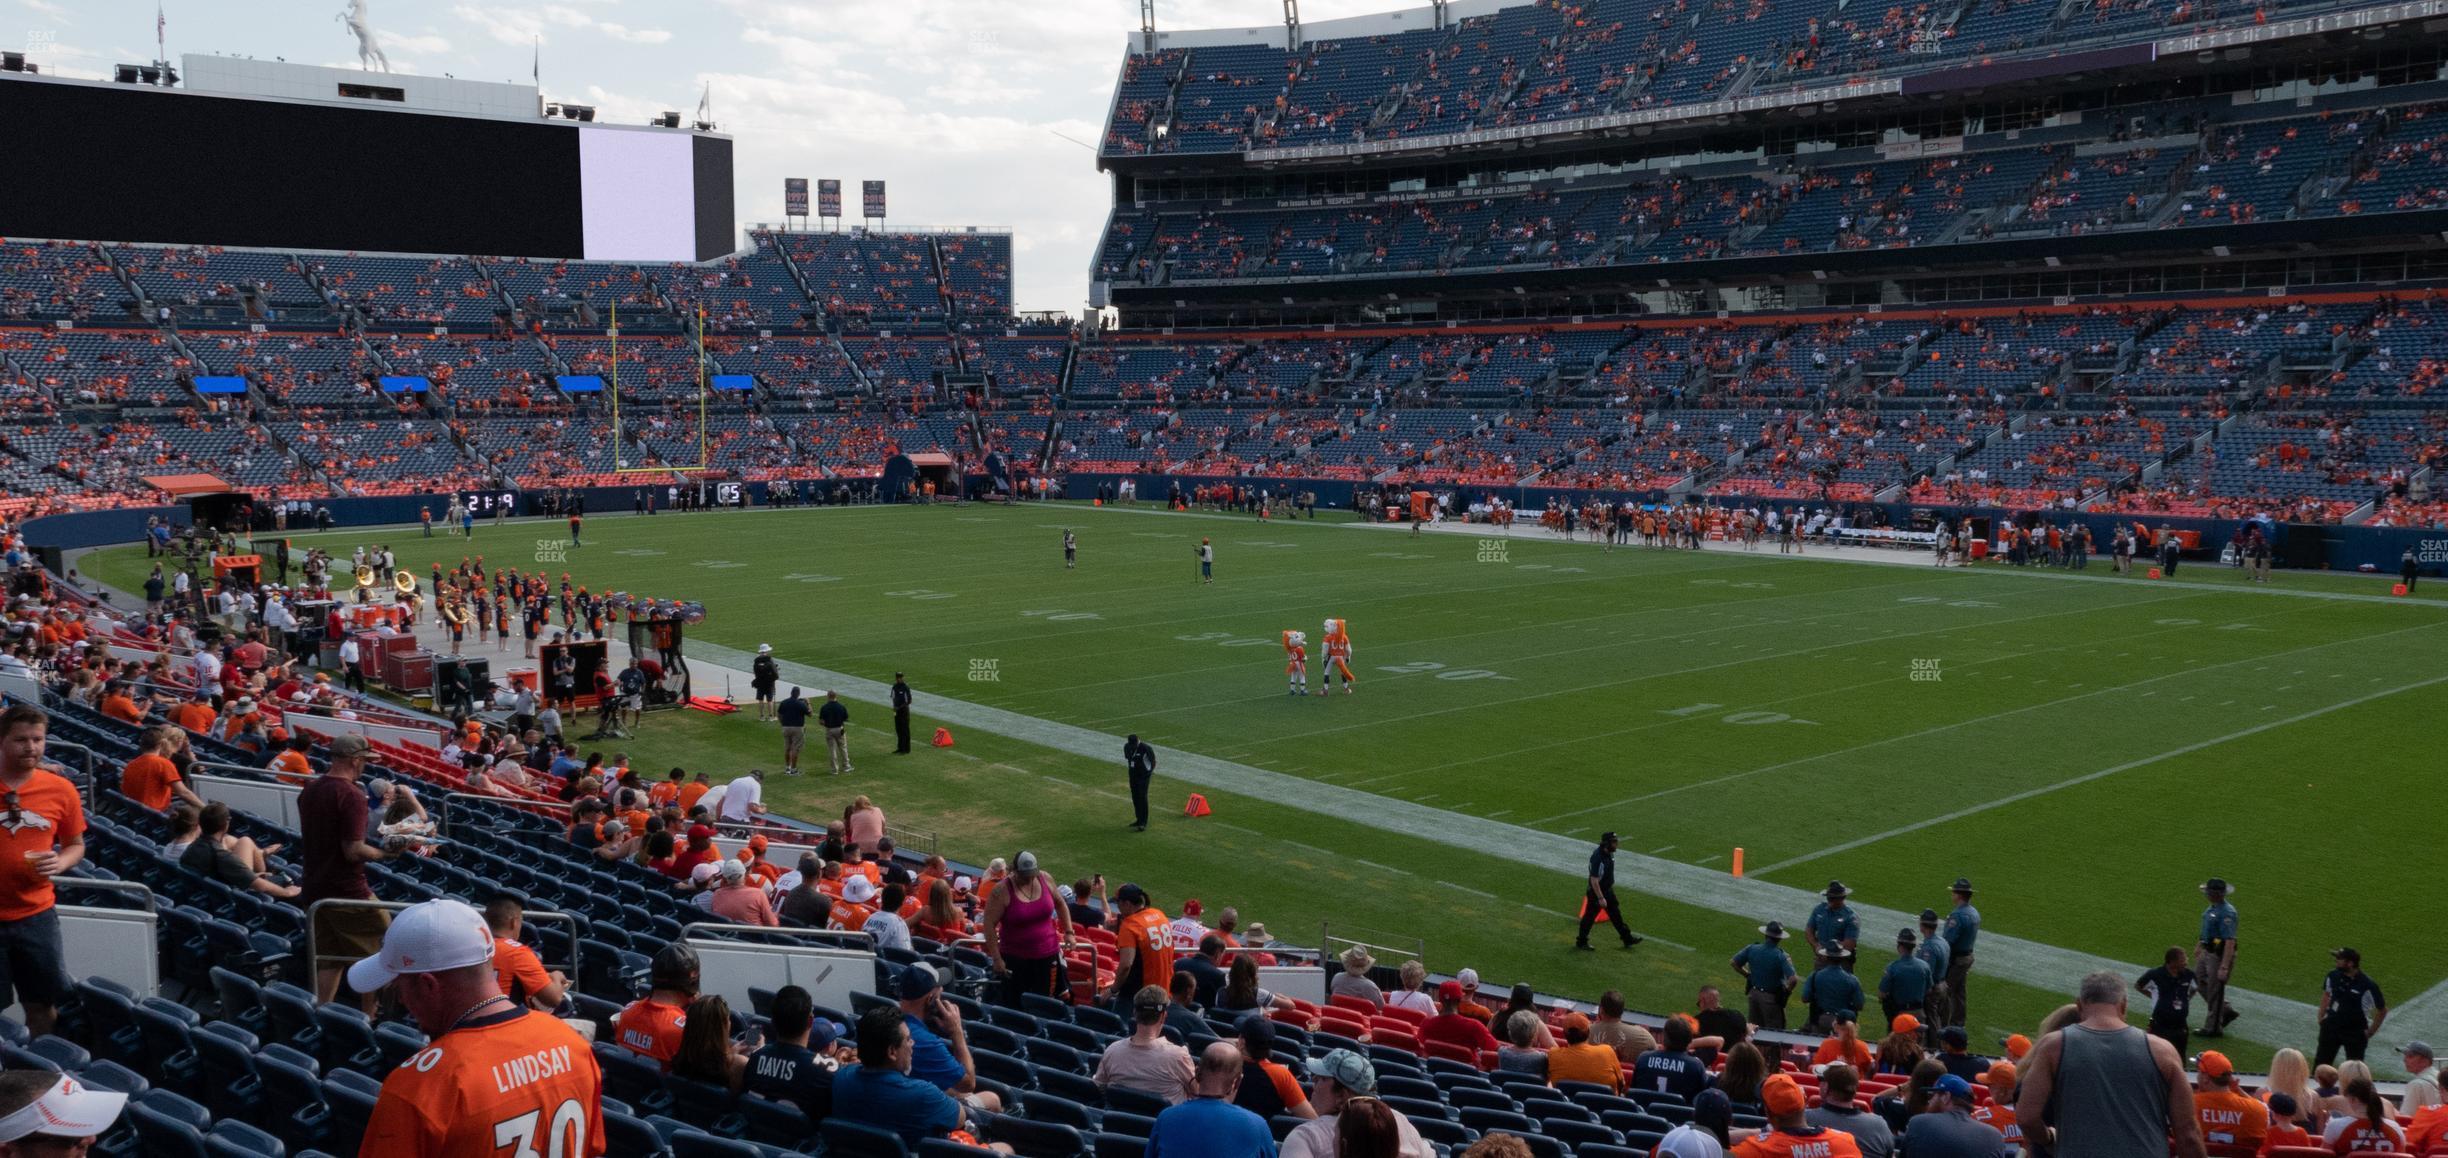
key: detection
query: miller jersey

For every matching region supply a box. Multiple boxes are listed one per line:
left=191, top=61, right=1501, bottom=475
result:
left=365, top=1007, right=607, bottom=1157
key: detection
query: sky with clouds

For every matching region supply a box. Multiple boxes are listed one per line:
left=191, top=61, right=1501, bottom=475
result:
left=15, top=0, right=1412, bottom=314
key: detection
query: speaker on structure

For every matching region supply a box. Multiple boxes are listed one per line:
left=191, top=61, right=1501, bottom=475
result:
left=434, top=656, right=467, bottom=714
left=460, top=657, right=493, bottom=706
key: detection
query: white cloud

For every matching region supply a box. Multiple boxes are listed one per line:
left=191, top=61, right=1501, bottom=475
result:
left=387, top=32, right=452, bottom=55
left=452, top=5, right=548, bottom=45
left=596, top=22, right=671, bottom=44
left=20, top=0, right=68, bottom=20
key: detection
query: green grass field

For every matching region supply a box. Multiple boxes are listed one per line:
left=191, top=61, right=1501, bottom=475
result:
left=79, top=503, right=2448, bottom=1068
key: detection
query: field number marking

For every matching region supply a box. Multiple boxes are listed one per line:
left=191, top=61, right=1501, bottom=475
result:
left=1659, top=702, right=1818, bottom=725
left=1376, top=661, right=1514, bottom=681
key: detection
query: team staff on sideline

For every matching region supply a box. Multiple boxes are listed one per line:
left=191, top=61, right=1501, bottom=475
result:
left=776, top=686, right=810, bottom=775
left=1574, top=832, right=1641, bottom=951
left=751, top=644, right=779, bottom=721
left=1124, top=733, right=1157, bottom=831
left=356, top=898, right=606, bottom=1156
left=2316, top=946, right=2387, bottom=1065
left=1732, top=921, right=1798, bottom=1030
left=0, top=706, right=84, bottom=1038
left=820, top=690, right=853, bottom=776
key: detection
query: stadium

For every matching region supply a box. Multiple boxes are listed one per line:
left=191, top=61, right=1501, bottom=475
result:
left=0, top=0, right=2444, bottom=1154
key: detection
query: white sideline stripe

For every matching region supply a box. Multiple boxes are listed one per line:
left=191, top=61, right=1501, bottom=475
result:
left=2382, top=975, right=2448, bottom=1055
left=1752, top=672, right=2448, bottom=877
left=681, top=635, right=2333, bottom=1052
left=1336, top=513, right=2439, bottom=607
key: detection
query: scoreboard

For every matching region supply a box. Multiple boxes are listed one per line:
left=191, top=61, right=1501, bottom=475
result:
left=0, top=68, right=734, bottom=262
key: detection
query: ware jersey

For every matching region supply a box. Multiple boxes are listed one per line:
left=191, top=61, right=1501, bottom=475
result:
left=364, top=1007, right=606, bottom=1157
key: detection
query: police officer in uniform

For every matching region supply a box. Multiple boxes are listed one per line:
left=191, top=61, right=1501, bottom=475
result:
left=2194, top=878, right=2239, bottom=1038
left=1801, top=949, right=1865, bottom=1034
left=1941, top=878, right=1980, bottom=1029
left=1732, top=921, right=1798, bottom=1030
left=1806, top=880, right=1861, bottom=973
left=1879, top=928, right=1934, bottom=1038
left=1575, top=832, right=1641, bottom=950
left=1916, top=907, right=1953, bottom=1035
left=1124, top=733, right=1156, bottom=831
left=2316, top=947, right=2387, bottom=1066
left=891, top=673, right=913, bottom=755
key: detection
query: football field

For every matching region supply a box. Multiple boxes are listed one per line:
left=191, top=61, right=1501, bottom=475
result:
left=81, top=502, right=2448, bottom=1068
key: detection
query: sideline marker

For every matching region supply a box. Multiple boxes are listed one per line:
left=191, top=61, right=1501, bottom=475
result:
left=1731, top=847, right=1745, bottom=878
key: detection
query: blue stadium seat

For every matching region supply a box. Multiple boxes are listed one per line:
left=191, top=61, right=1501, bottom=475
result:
left=993, top=1115, right=1085, bottom=1158
left=664, top=1073, right=744, bottom=1136
left=1098, top=1111, right=1157, bottom=1139
left=127, top=1089, right=214, bottom=1158
left=1070, top=1006, right=1126, bottom=1037
left=252, top=1050, right=330, bottom=1152
left=1093, top=1133, right=1145, bottom=1158
left=970, top=1047, right=1035, bottom=1090
left=820, top=1118, right=914, bottom=1158
left=1026, top=1039, right=1093, bottom=1077
left=594, top=1042, right=676, bottom=1117
left=1031, top=1066, right=1102, bottom=1109
left=202, top=1119, right=287, bottom=1158
left=1448, top=1087, right=1516, bottom=1113
left=607, top=1110, right=674, bottom=1158
left=1382, top=1095, right=1453, bottom=1122
left=318, top=1073, right=379, bottom=1154
left=668, top=1131, right=766, bottom=1158
left=1019, top=1090, right=1096, bottom=1132
left=1541, top=1117, right=1623, bottom=1150
left=1098, top=1084, right=1171, bottom=1119
left=133, top=1000, right=203, bottom=1094
left=74, top=979, right=145, bottom=1067
left=733, top=1093, right=815, bottom=1150
left=1019, top=993, right=1073, bottom=1024
left=1458, top=1107, right=1537, bottom=1136
left=190, top=1029, right=267, bottom=1122
left=310, top=1005, right=384, bottom=1075
left=1410, top=1116, right=1478, bottom=1149
left=1599, top=1110, right=1675, bottom=1137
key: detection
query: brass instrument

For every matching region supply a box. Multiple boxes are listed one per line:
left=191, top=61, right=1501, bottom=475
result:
left=354, top=564, right=375, bottom=588
left=392, top=570, right=418, bottom=595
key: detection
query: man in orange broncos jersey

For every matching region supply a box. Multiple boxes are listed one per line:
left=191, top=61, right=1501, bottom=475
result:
left=1281, top=630, right=1308, bottom=696
left=1319, top=619, right=1355, bottom=696
left=355, top=898, right=605, bottom=1157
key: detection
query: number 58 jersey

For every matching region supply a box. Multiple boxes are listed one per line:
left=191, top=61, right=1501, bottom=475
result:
left=366, top=1007, right=607, bottom=1157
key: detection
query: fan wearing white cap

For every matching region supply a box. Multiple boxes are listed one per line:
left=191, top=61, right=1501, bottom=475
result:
left=0, top=1070, right=126, bottom=1154
left=353, top=898, right=607, bottom=1156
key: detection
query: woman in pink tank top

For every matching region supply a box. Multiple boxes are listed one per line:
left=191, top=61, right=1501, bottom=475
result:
left=983, top=850, right=1073, bottom=1007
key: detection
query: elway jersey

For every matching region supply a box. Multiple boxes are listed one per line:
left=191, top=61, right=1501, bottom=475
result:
left=364, top=1007, right=607, bottom=1157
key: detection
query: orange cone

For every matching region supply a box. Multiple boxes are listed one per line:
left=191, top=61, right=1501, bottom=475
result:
left=1183, top=793, right=1211, bottom=818
left=1731, top=847, right=1746, bottom=878
left=931, top=727, right=955, bottom=748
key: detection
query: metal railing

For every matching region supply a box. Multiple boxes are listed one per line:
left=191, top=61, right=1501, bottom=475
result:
left=43, top=740, right=99, bottom=810
left=307, top=897, right=582, bottom=990
left=57, top=877, right=160, bottom=913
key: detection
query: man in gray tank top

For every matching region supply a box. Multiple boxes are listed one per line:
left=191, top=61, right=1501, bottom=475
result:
left=2017, top=971, right=2206, bottom=1158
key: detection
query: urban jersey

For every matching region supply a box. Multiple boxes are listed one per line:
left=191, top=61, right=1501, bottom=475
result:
left=364, top=1007, right=606, bottom=1157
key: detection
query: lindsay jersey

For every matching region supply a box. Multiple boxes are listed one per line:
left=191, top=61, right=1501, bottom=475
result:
left=365, top=1007, right=607, bottom=1157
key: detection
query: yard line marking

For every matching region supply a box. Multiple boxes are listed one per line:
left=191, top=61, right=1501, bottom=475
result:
left=1696, top=855, right=1721, bottom=866
left=1355, top=859, right=1406, bottom=876
left=1439, top=880, right=1498, bottom=899
left=1650, top=845, right=1676, bottom=855
left=1752, top=672, right=2448, bottom=878
left=1356, top=592, right=2215, bottom=790
left=1485, top=810, right=1512, bottom=819
left=1532, top=617, right=2437, bottom=826
left=1283, top=840, right=1335, bottom=860
left=680, top=637, right=2342, bottom=1052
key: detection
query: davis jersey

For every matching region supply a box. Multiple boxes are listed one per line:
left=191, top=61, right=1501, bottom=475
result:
left=365, top=1008, right=607, bottom=1157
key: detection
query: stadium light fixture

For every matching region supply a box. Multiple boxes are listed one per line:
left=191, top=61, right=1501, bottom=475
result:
left=655, top=111, right=681, bottom=128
